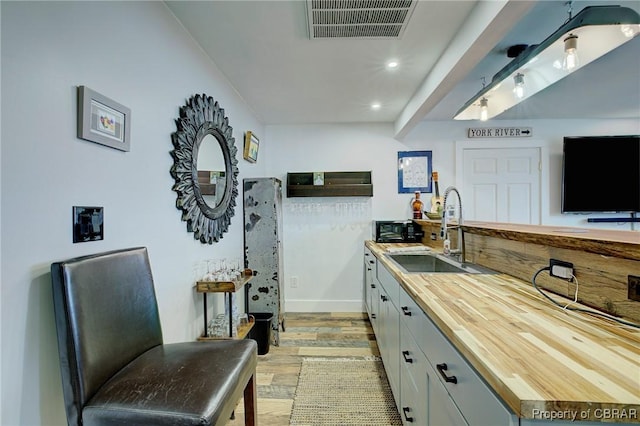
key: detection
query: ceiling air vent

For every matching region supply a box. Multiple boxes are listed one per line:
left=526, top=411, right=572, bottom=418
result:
left=306, top=0, right=417, bottom=39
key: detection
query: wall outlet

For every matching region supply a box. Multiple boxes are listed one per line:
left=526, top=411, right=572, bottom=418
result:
left=290, top=276, right=299, bottom=288
left=549, top=259, right=574, bottom=281
left=628, top=275, right=640, bottom=302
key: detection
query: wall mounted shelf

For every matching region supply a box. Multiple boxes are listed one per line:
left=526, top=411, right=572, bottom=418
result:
left=286, top=171, right=373, bottom=197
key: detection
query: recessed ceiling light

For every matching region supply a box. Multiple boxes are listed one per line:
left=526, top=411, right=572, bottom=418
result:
left=386, top=61, right=399, bottom=69
left=371, top=103, right=381, bottom=110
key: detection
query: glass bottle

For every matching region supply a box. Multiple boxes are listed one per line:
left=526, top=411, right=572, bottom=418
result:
left=411, top=191, right=424, bottom=219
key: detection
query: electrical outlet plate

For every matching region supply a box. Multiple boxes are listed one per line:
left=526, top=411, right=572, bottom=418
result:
left=73, top=206, right=104, bottom=243
left=549, top=259, right=574, bottom=281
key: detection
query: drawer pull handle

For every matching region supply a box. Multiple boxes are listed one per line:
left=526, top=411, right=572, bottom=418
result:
left=381, top=295, right=388, bottom=302
left=402, top=350, right=413, bottom=363
left=370, top=283, right=376, bottom=289
left=436, top=363, right=458, bottom=384
left=402, top=407, right=414, bottom=422
left=368, top=260, right=375, bottom=264
left=371, top=314, right=376, bottom=319
left=401, top=306, right=412, bottom=316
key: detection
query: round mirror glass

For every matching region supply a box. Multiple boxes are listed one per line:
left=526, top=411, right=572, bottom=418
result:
left=197, top=134, right=227, bottom=208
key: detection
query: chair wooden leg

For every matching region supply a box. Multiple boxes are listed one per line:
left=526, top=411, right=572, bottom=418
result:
left=243, top=373, right=257, bottom=426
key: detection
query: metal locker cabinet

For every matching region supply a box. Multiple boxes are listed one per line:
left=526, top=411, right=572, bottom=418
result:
left=243, top=177, right=285, bottom=345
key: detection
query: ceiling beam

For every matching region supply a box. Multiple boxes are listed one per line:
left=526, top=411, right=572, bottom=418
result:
left=394, top=0, right=536, bottom=139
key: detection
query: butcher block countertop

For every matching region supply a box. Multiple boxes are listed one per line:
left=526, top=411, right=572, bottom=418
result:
left=366, top=241, right=640, bottom=423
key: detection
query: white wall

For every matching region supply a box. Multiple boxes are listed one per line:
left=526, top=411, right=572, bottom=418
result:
left=265, top=124, right=415, bottom=311
left=264, top=118, right=639, bottom=313
left=1, top=2, right=265, bottom=424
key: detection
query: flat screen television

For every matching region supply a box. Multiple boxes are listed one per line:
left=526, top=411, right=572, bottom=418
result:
left=561, top=135, right=640, bottom=213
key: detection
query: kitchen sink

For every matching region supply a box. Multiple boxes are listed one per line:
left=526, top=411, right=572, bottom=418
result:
left=385, top=253, right=495, bottom=274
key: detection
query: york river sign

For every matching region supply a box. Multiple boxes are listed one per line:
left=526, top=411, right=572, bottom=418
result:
left=467, top=127, right=532, bottom=138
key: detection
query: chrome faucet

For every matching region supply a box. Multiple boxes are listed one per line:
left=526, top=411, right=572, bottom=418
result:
left=440, top=186, right=465, bottom=263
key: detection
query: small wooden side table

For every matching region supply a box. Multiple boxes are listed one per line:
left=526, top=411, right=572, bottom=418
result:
left=196, top=269, right=254, bottom=340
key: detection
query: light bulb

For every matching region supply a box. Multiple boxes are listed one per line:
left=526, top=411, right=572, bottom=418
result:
left=620, top=24, right=638, bottom=38
left=513, top=73, right=525, bottom=99
left=479, top=98, right=488, bottom=121
left=562, top=34, right=579, bottom=71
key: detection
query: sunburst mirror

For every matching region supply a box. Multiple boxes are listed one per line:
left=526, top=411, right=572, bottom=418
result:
left=170, top=94, right=239, bottom=244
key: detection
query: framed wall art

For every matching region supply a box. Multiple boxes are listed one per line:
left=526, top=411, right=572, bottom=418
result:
left=313, top=172, right=325, bottom=186
left=397, top=150, right=432, bottom=193
left=243, top=131, right=259, bottom=163
left=77, top=86, right=131, bottom=151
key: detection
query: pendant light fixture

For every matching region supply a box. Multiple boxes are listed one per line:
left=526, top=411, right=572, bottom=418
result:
left=479, top=98, right=489, bottom=121
left=454, top=5, right=640, bottom=121
left=513, top=73, right=525, bottom=99
left=562, top=34, right=579, bottom=70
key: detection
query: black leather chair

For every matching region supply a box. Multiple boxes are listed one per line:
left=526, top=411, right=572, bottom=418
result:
left=51, top=247, right=257, bottom=426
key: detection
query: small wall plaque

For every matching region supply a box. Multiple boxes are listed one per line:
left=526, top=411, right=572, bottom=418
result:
left=243, top=131, right=259, bottom=163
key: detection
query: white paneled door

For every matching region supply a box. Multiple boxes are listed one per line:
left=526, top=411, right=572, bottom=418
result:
left=461, top=148, right=541, bottom=224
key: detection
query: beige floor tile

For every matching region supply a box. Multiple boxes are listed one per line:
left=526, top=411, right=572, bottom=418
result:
left=330, top=312, right=368, bottom=319
left=279, top=332, right=317, bottom=340
left=256, top=372, right=274, bottom=386
left=297, top=346, right=377, bottom=357
left=227, top=398, right=293, bottom=426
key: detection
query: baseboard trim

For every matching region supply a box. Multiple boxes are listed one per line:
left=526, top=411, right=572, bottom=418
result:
left=285, top=299, right=365, bottom=313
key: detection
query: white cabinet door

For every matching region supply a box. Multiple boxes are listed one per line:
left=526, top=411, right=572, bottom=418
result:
left=376, top=262, right=401, bottom=407
left=363, top=247, right=379, bottom=331
left=378, top=283, right=400, bottom=407
left=368, top=281, right=380, bottom=334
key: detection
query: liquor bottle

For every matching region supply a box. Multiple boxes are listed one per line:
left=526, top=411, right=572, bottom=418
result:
left=411, top=191, right=424, bottom=219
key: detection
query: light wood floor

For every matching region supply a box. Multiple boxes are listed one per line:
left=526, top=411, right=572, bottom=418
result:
left=228, top=312, right=381, bottom=425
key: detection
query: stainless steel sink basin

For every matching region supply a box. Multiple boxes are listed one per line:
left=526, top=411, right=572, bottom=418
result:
left=385, top=253, right=495, bottom=274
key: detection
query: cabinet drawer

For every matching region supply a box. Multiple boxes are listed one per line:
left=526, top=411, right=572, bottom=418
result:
left=399, top=373, right=425, bottom=426
left=364, top=247, right=377, bottom=277
left=423, top=314, right=517, bottom=426
left=399, top=288, right=429, bottom=350
left=400, top=321, right=426, bottom=391
left=400, top=321, right=428, bottom=425
left=377, top=263, right=400, bottom=308
left=427, top=360, right=469, bottom=426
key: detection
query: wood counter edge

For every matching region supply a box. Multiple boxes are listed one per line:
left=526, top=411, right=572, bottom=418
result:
left=461, top=222, right=640, bottom=261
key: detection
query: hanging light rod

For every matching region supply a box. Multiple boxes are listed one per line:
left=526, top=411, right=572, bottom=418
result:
left=454, top=5, right=640, bottom=121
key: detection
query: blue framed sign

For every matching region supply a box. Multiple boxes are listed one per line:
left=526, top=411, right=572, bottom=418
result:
left=398, top=150, right=432, bottom=193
